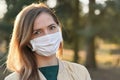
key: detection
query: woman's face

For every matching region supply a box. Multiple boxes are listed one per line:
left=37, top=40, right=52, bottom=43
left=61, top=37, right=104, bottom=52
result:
left=31, top=12, right=59, bottom=39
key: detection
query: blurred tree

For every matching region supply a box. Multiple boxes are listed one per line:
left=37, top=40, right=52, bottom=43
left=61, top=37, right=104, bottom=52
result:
left=56, top=0, right=82, bottom=63
left=98, top=0, right=120, bottom=43
left=0, top=21, right=12, bottom=44
left=4, top=0, right=36, bottom=23
left=72, top=0, right=81, bottom=63
left=85, top=0, right=97, bottom=69
left=84, top=0, right=120, bottom=68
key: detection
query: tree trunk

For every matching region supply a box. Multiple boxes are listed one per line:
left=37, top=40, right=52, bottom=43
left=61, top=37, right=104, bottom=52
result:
left=85, top=36, right=96, bottom=68
left=85, top=0, right=97, bottom=68
left=72, top=0, right=80, bottom=63
left=73, top=35, right=80, bottom=63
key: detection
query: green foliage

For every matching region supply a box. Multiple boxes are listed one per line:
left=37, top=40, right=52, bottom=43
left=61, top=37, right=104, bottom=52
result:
left=0, top=21, right=12, bottom=41
left=56, top=0, right=82, bottom=45
left=4, top=0, right=37, bottom=23
left=95, top=0, right=120, bottom=43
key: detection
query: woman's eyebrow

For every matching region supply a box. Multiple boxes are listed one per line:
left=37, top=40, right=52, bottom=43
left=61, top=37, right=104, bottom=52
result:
left=33, top=29, right=41, bottom=32
left=48, top=23, right=56, bottom=27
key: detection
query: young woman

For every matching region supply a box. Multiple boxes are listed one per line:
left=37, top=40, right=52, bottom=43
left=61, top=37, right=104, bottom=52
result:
left=5, top=3, right=91, bottom=80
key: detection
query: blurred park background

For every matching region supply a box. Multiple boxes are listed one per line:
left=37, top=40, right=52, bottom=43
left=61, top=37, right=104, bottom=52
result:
left=0, top=0, right=120, bottom=80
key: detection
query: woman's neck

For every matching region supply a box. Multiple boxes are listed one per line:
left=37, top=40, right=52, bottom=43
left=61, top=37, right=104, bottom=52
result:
left=35, top=54, right=58, bottom=68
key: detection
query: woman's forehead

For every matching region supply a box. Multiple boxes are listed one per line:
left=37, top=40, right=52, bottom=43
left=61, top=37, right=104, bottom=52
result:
left=33, top=12, right=57, bottom=30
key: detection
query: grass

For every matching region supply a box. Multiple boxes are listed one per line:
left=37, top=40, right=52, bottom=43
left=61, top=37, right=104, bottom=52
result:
left=62, top=49, right=120, bottom=68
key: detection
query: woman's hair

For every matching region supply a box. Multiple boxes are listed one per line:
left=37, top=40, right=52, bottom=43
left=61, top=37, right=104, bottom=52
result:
left=6, top=3, right=63, bottom=80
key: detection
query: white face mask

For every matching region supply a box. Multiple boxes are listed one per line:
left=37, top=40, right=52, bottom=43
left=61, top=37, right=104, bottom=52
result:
left=30, top=31, right=63, bottom=56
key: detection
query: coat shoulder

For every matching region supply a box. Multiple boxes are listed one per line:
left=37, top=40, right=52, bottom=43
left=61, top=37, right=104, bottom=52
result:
left=4, top=72, right=19, bottom=80
left=62, top=60, right=91, bottom=80
left=63, top=60, right=86, bottom=71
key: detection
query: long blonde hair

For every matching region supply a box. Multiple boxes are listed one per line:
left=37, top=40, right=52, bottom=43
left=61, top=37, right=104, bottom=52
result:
left=7, top=3, right=63, bottom=80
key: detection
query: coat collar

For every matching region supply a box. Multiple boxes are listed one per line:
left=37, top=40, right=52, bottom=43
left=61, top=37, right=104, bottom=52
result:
left=38, top=59, right=65, bottom=80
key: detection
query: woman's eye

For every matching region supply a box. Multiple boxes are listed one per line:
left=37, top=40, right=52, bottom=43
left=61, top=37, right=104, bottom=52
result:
left=49, top=26, right=56, bottom=30
left=33, top=30, right=41, bottom=35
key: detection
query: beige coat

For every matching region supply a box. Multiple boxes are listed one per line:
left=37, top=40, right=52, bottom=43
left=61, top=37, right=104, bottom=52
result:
left=5, top=60, right=91, bottom=80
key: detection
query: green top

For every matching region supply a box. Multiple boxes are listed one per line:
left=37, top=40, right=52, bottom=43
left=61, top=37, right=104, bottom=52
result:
left=39, top=65, right=59, bottom=80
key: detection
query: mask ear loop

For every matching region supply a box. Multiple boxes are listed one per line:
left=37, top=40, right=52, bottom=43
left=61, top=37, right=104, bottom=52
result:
left=27, top=43, right=33, bottom=51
